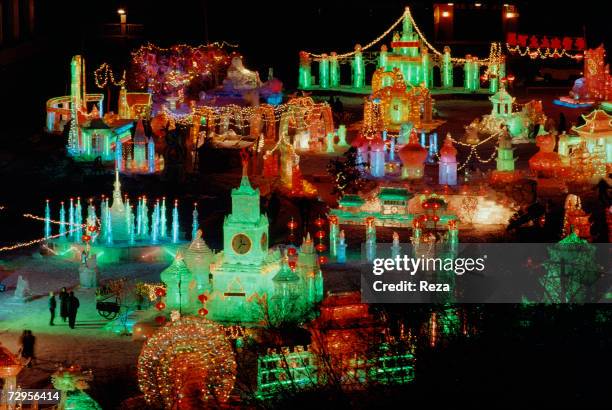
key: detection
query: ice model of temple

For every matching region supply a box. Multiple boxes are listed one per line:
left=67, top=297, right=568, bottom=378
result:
left=161, top=155, right=324, bottom=325
left=330, top=186, right=515, bottom=228
left=298, top=7, right=504, bottom=93
left=47, top=169, right=186, bottom=263
left=479, top=85, right=547, bottom=140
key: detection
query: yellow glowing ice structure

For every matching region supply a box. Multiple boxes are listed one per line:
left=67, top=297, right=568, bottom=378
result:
left=365, top=68, right=436, bottom=133
left=47, top=55, right=104, bottom=136
left=138, top=317, right=237, bottom=408
left=118, top=85, right=129, bottom=119
left=570, top=109, right=612, bottom=173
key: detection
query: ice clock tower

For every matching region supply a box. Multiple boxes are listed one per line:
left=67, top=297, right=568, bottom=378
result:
left=222, top=154, right=269, bottom=266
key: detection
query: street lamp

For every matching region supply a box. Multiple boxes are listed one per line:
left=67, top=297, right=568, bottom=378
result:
left=117, top=8, right=127, bottom=36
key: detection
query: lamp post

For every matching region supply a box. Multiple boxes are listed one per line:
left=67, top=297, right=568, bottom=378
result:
left=117, top=8, right=127, bottom=36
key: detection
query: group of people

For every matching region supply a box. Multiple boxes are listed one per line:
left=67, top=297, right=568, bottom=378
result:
left=48, top=287, right=80, bottom=328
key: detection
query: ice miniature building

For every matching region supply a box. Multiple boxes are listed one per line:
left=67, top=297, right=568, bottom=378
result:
left=363, top=70, right=443, bottom=134
left=46, top=55, right=155, bottom=168
left=479, top=85, right=546, bottom=140
left=490, top=128, right=519, bottom=184
left=298, top=7, right=500, bottom=93
left=197, top=155, right=323, bottom=324
left=183, top=230, right=214, bottom=294
left=369, top=135, right=386, bottom=177
left=119, top=119, right=161, bottom=174
left=529, top=131, right=562, bottom=178
left=568, top=109, right=612, bottom=174
left=48, top=169, right=188, bottom=264
left=78, top=118, right=134, bottom=162
left=399, top=129, right=427, bottom=179
left=438, top=133, right=457, bottom=185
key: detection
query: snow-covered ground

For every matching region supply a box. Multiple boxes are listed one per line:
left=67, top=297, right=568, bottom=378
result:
left=0, top=254, right=167, bottom=408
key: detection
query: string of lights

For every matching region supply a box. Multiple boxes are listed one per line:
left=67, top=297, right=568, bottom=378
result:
left=0, top=227, right=80, bottom=253
left=132, top=42, right=238, bottom=58
left=405, top=7, right=492, bottom=64
left=305, top=12, right=406, bottom=59
left=22, top=213, right=86, bottom=227
left=94, top=63, right=126, bottom=88
left=138, top=317, right=237, bottom=408
left=435, top=131, right=502, bottom=171
left=173, top=100, right=332, bottom=130
left=505, top=44, right=583, bottom=60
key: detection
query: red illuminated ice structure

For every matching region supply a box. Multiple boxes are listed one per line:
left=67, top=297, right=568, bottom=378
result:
left=556, top=45, right=612, bottom=107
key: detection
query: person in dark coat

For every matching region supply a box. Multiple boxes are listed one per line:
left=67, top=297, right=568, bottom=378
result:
left=19, top=330, right=35, bottom=367
left=558, top=112, right=567, bottom=133
left=48, top=292, right=56, bottom=326
left=67, top=291, right=80, bottom=329
left=59, top=287, right=69, bottom=322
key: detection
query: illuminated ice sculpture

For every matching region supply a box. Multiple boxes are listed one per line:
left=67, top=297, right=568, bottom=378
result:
left=438, top=133, right=458, bottom=186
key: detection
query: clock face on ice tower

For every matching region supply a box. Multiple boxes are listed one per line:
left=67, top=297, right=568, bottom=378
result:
left=223, top=171, right=269, bottom=266
left=232, top=234, right=252, bottom=254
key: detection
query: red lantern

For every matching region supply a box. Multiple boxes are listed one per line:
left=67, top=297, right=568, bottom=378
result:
left=82, top=234, right=91, bottom=243
left=87, top=225, right=97, bottom=232
left=318, top=255, right=328, bottom=264
left=432, top=215, right=440, bottom=222
left=197, top=294, right=207, bottom=303
left=315, top=230, right=326, bottom=239
left=155, top=287, right=166, bottom=297
left=155, top=316, right=166, bottom=325
left=198, top=308, right=209, bottom=316
left=287, top=247, right=297, bottom=256
left=422, top=202, right=429, bottom=209
left=155, top=302, right=166, bottom=311
left=314, top=217, right=325, bottom=228
left=315, top=243, right=326, bottom=252
left=288, top=261, right=297, bottom=270
left=287, top=219, right=298, bottom=230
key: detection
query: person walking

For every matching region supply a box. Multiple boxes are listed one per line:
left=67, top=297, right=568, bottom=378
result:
left=19, top=330, right=36, bottom=367
left=67, top=291, right=80, bottom=329
left=558, top=112, right=567, bottom=133
left=59, top=287, right=69, bottom=322
left=48, top=292, right=56, bottom=326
